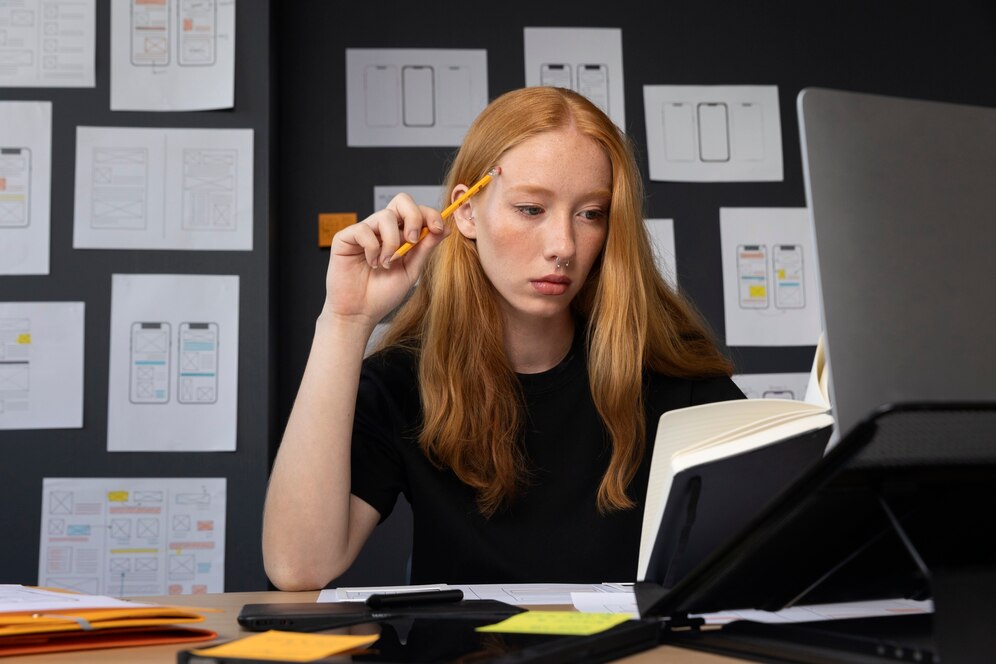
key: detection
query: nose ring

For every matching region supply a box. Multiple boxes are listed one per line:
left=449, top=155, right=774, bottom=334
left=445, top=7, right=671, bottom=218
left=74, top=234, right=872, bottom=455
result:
left=555, top=256, right=571, bottom=270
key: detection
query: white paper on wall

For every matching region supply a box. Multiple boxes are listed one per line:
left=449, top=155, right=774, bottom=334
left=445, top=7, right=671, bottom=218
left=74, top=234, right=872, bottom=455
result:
left=110, top=0, right=236, bottom=111
left=73, top=127, right=254, bottom=251
left=732, top=372, right=810, bottom=401
left=0, top=0, right=96, bottom=88
left=720, top=208, right=822, bottom=346
left=523, top=27, right=626, bottom=131
left=0, top=101, right=51, bottom=275
left=107, top=274, right=239, bottom=452
left=373, top=185, right=443, bottom=214
left=0, top=302, right=84, bottom=430
left=39, top=477, right=226, bottom=596
left=644, top=218, right=677, bottom=289
left=346, top=49, right=488, bottom=147
left=644, top=85, right=783, bottom=182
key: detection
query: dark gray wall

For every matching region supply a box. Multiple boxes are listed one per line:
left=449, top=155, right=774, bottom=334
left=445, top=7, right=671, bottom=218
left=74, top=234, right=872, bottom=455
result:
left=0, top=1, right=275, bottom=591
left=4, top=0, right=991, bottom=594
left=275, top=0, right=996, bottom=586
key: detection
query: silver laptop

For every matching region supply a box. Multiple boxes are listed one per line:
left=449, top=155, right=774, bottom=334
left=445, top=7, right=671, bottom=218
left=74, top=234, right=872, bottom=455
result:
left=799, top=87, right=996, bottom=439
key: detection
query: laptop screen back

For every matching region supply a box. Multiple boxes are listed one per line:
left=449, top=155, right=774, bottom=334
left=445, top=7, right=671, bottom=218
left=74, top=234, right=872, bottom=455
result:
left=798, top=88, right=996, bottom=438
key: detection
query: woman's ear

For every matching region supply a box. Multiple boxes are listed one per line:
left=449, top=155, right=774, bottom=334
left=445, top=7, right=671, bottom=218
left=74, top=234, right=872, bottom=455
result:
left=450, top=185, right=477, bottom=239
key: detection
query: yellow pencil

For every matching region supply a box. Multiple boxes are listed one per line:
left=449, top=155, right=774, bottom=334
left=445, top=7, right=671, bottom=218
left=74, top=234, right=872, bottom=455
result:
left=390, top=166, right=501, bottom=262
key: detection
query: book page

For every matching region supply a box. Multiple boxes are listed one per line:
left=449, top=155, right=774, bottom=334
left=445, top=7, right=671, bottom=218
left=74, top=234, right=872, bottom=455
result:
left=638, top=398, right=831, bottom=580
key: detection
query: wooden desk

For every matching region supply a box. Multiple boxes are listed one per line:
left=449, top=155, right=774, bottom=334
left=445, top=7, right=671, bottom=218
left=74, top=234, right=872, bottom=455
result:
left=4, top=591, right=745, bottom=663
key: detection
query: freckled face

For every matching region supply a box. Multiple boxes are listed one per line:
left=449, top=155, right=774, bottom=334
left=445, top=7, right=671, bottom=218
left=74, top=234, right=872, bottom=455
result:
left=453, top=129, right=611, bottom=326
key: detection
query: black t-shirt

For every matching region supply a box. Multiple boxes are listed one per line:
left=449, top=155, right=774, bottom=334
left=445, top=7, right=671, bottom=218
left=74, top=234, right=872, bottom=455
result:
left=350, top=334, right=745, bottom=584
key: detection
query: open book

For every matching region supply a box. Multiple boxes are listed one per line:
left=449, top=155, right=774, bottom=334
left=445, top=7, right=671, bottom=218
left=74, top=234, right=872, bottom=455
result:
left=637, top=337, right=834, bottom=582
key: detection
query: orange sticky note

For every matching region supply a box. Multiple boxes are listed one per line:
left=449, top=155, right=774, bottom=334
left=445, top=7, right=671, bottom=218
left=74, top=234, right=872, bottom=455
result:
left=191, top=630, right=379, bottom=662
left=318, top=213, right=357, bottom=248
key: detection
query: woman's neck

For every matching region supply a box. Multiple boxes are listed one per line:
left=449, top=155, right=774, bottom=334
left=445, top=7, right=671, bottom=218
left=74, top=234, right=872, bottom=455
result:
left=503, top=313, right=575, bottom=374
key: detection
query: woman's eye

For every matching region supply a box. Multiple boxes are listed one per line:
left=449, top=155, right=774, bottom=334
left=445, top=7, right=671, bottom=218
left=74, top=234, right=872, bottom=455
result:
left=515, top=205, right=544, bottom=217
left=579, top=209, right=606, bottom=222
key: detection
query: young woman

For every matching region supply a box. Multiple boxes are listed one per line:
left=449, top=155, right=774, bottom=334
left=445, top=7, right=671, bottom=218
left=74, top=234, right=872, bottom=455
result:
left=262, top=86, right=744, bottom=590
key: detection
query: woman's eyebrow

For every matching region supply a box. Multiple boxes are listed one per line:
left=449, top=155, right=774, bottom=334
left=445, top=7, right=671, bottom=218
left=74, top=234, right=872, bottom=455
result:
left=504, top=183, right=612, bottom=201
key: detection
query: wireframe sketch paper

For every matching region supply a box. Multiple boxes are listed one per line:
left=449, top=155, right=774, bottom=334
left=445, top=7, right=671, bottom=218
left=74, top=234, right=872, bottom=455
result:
left=73, top=126, right=253, bottom=251
left=110, top=0, right=235, bottom=110
left=0, top=302, right=84, bottom=430
left=523, top=27, right=626, bottom=130
left=38, top=477, right=226, bottom=596
left=0, top=0, right=96, bottom=88
left=637, top=342, right=833, bottom=580
left=643, top=85, right=783, bottom=182
left=719, top=207, right=822, bottom=346
left=106, top=274, right=239, bottom=452
left=0, top=101, right=51, bottom=275
left=346, top=49, right=488, bottom=147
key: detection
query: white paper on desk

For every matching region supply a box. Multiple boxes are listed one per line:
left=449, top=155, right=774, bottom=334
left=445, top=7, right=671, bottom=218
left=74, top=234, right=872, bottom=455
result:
left=0, top=585, right=153, bottom=613
left=73, top=126, right=253, bottom=251
left=0, top=101, right=51, bottom=275
left=720, top=207, right=822, bottom=346
left=322, top=583, right=623, bottom=606
left=696, top=598, right=933, bottom=625
left=109, top=0, right=235, bottom=111
left=107, top=274, right=239, bottom=452
left=0, top=0, right=96, bottom=88
left=572, top=591, right=638, bottom=616
left=38, top=477, right=226, bottom=597
left=0, top=302, right=84, bottom=430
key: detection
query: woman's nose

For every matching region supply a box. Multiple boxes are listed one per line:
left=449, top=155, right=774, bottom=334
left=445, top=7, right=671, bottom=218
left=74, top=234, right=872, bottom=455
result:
left=543, top=212, right=576, bottom=262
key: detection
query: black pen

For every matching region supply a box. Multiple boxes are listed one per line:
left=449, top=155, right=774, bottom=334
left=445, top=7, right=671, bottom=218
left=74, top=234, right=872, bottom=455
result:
left=365, top=588, right=464, bottom=608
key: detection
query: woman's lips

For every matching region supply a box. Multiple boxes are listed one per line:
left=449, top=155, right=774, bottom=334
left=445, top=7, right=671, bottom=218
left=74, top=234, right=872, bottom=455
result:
left=531, top=274, right=571, bottom=296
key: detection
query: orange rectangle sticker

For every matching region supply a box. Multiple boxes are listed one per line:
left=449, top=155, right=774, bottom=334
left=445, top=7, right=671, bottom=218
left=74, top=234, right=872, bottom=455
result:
left=318, top=213, right=357, bottom=248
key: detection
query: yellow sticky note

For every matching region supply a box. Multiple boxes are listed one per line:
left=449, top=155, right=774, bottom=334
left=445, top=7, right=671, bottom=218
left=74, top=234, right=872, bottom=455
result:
left=476, top=611, right=631, bottom=636
left=749, top=285, right=767, bottom=298
left=107, top=491, right=129, bottom=502
left=16, top=333, right=30, bottom=344
left=191, top=630, right=379, bottom=662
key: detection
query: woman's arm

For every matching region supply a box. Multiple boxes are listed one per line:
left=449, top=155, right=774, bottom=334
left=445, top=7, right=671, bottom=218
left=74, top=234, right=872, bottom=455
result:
left=262, top=195, right=446, bottom=590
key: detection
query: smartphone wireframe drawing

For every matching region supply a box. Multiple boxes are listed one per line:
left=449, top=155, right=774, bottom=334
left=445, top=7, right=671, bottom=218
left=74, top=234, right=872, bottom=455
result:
left=737, top=244, right=769, bottom=309
left=364, top=64, right=399, bottom=128
left=131, top=0, right=170, bottom=66
left=402, top=65, right=435, bottom=127
left=540, top=63, right=572, bottom=89
left=0, top=318, right=30, bottom=412
left=697, top=102, right=730, bottom=162
left=732, top=101, right=765, bottom=161
left=130, top=322, right=170, bottom=404
left=177, top=0, right=216, bottom=66
left=773, top=244, right=806, bottom=309
left=662, top=102, right=696, bottom=162
left=0, top=148, right=31, bottom=228
left=178, top=322, right=218, bottom=404
left=437, top=64, right=472, bottom=127
left=578, top=64, right=609, bottom=114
